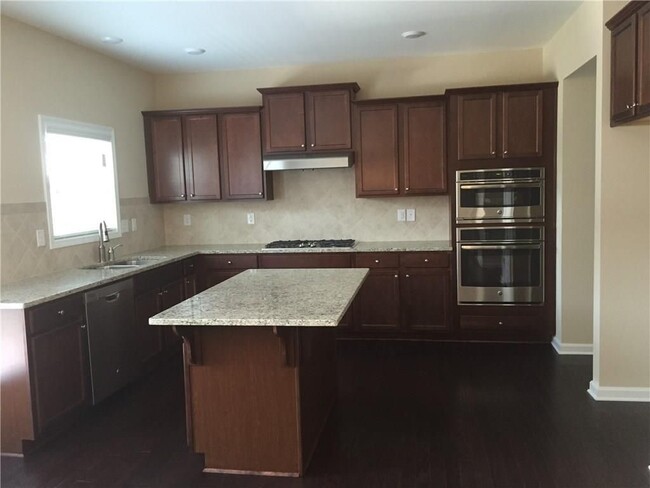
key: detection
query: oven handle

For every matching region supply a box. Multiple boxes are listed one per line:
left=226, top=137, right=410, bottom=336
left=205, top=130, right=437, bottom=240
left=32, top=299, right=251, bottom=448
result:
left=459, top=244, right=543, bottom=250
left=458, top=182, right=543, bottom=190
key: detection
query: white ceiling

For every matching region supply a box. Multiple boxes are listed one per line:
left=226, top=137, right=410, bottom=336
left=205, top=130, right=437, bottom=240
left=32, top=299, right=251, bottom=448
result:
left=1, top=1, right=581, bottom=74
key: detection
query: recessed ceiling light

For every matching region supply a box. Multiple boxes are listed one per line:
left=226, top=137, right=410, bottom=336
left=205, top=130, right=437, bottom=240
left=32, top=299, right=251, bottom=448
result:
left=401, top=31, right=426, bottom=39
left=184, top=48, right=206, bottom=55
left=101, top=36, right=123, bottom=44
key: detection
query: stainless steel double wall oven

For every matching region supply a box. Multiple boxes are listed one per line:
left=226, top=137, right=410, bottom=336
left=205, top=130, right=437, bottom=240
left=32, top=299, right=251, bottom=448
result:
left=455, top=168, right=545, bottom=305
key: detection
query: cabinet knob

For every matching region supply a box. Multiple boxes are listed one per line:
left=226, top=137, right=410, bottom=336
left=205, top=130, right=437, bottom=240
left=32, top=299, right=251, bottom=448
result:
left=374, top=259, right=380, bottom=263
left=116, top=368, right=120, bottom=374
left=80, top=323, right=86, bottom=329
left=496, top=209, right=503, bottom=215
left=163, top=290, right=169, bottom=294
left=498, top=321, right=504, bottom=326
left=158, top=292, right=164, bottom=297
left=310, top=143, right=315, bottom=147
left=394, top=188, right=398, bottom=191
left=57, top=309, right=65, bottom=316
left=180, top=194, right=185, bottom=198
left=405, top=274, right=410, bottom=278
left=491, top=151, right=496, bottom=155
left=424, top=258, right=429, bottom=263
left=394, top=274, right=398, bottom=278
left=626, top=104, right=633, bottom=110
left=503, top=151, right=508, bottom=155
left=185, top=279, right=191, bottom=284
left=497, top=290, right=503, bottom=296
left=301, top=144, right=305, bottom=148
left=405, top=187, right=409, bottom=191
left=227, top=260, right=232, bottom=265
left=258, top=192, right=263, bottom=196
left=190, top=193, right=195, bottom=198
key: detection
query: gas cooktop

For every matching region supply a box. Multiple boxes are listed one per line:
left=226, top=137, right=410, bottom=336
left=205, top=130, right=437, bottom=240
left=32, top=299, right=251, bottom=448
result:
left=264, top=239, right=356, bottom=249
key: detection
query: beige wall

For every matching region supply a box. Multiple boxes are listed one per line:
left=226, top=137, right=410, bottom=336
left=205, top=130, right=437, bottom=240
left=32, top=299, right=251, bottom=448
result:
left=156, top=48, right=545, bottom=244
left=543, top=1, right=650, bottom=391
left=0, top=17, right=164, bottom=284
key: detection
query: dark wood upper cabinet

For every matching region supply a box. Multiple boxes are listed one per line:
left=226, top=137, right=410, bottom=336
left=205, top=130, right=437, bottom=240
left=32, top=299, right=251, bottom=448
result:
left=258, top=83, right=359, bottom=155
left=183, top=114, right=221, bottom=201
left=219, top=111, right=269, bottom=200
left=399, top=100, right=447, bottom=194
left=306, top=90, right=352, bottom=151
left=354, top=103, right=400, bottom=196
left=354, top=96, right=446, bottom=197
left=457, top=92, right=497, bottom=160
left=502, top=90, right=543, bottom=159
left=607, top=1, right=650, bottom=125
left=145, top=116, right=186, bottom=202
left=143, top=107, right=271, bottom=203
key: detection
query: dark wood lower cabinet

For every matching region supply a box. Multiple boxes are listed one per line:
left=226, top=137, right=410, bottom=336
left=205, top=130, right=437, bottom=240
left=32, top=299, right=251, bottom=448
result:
left=401, top=268, right=450, bottom=332
left=354, top=269, right=401, bottom=331
left=134, top=289, right=164, bottom=366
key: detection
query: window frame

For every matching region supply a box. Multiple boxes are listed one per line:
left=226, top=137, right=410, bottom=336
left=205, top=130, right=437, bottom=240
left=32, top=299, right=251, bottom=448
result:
left=38, top=115, right=122, bottom=249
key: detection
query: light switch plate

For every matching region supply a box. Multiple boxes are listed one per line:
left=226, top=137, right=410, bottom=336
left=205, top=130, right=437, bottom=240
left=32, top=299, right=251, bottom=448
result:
left=183, top=214, right=192, bottom=226
left=36, top=229, right=46, bottom=247
left=121, top=219, right=129, bottom=233
left=397, top=209, right=406, bottom=222
left=247, top=213, right=255, bottom=225
left=406, top=208, right=416, bottom=222
left=131, top=218, right=137, bottom=231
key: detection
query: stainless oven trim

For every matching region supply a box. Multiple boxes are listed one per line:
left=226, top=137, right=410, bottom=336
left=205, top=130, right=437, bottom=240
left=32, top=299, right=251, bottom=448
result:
left=456, top=241, right=545, bottom=305
left=455, top=167, right=545, bottom=183
left=456, top=226, right=545, bottom=243
left=456, top=180, right=545, bottom=222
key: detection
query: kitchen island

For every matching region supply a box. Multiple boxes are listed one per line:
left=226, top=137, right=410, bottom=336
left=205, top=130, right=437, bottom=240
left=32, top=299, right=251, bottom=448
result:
left=149, top=268, right=368, bottom=477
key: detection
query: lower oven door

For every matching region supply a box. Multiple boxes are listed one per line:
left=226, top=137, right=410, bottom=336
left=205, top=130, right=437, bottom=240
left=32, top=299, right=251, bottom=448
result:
left=457, top=243, right=544, bottom=304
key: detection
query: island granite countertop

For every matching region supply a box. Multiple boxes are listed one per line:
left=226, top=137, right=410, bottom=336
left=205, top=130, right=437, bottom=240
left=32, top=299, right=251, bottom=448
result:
left=0, top=240, right=451, bottom=309
left=149, top=268, right=369, bottom=327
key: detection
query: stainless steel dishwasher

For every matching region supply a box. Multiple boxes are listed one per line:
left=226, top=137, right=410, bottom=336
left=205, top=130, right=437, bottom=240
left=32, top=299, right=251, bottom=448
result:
left=84, top=279, right=139, bottom=404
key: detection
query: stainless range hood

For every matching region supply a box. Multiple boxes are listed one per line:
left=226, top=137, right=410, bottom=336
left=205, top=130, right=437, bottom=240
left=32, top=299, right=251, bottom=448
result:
left=263, top=152, right=353, bottom=171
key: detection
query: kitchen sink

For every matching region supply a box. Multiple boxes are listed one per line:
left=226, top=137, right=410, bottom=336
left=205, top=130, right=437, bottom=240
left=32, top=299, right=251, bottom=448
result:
left=80, top=256, right=167, bottom=270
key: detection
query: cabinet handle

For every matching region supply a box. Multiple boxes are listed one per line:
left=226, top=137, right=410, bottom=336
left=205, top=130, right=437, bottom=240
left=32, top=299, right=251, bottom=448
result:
left=374, top=259, right=380, bottom=263
left=80, top=323, right=86, bottom=329
left=158, top=292, right=164, bottom=297
left=163, top=290, right=169, bottom=294
left=57, top=309, right=65, bottom=316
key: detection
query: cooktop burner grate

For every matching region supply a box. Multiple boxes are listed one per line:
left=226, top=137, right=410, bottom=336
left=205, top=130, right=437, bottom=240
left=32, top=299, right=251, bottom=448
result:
left=265, top=239, right=356, bottom=249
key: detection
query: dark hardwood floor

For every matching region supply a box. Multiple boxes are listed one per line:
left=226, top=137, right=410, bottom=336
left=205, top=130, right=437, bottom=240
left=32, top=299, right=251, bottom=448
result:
left=2, top=341, right=648, bottom=488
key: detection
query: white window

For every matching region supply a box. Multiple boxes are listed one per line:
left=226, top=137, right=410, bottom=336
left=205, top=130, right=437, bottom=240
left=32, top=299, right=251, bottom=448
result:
left=39, top=116, right=121, bottom=248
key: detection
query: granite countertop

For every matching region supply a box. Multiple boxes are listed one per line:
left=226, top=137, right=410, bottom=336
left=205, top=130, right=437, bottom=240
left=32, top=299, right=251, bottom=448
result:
left=0, top=240, right=451, bottom=309
left=149, top=268, right=369, bottom=327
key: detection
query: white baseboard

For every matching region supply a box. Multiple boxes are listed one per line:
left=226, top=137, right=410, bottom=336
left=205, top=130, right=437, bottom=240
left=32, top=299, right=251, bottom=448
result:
left=588, top=380, right=650, bottom=402
left=551, top=337, right=593, bottom=355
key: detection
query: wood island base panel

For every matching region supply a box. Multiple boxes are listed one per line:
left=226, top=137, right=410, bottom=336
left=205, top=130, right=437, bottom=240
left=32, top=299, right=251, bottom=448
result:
left=180, top=326, right=337, bottom=477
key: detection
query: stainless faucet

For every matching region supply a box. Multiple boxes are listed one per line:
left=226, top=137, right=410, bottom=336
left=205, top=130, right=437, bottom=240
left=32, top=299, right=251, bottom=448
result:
left=98, top=221, right=110, bottom=263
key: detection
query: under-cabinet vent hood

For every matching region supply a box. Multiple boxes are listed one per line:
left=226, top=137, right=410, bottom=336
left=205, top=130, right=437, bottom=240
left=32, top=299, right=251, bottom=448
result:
left=263, top=152, right=353, bottom=171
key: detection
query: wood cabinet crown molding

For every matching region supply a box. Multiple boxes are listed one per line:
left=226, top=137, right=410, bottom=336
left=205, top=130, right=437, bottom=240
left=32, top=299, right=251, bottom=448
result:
left=606, top=0, right=649, bottom=29
left=257, top=82, right=360, bottom=95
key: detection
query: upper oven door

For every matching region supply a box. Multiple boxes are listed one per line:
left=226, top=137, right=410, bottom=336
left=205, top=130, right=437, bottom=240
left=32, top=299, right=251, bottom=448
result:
left=456, top=181, right=544, bottom=223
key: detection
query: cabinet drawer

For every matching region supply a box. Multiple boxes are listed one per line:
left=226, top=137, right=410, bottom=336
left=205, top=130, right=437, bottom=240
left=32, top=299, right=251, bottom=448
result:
left=459, top=315, right=543, bottom=330
left=201, top=254, right=258, bottom=269
left=28, top=294, right=84, bottom=336
left=259, top=253, right=350, bottom=269
left=355, top=253, right=399, bottom=268
left=400, top=252, right=449, bottom=268
left=134, top=262, right=183, bottom=295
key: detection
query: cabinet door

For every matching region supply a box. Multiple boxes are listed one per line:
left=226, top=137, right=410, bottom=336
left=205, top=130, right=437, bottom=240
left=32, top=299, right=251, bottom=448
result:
left=146, top=116, right=187, bottom=202
left=637, top=3, right=650, bottom=117
left=29, top=321, right=87, bottom=433
left=354, top=269, right=401, bottom=331
left=183, top=114, right=221, bottom=201
left=262, top=92, right=306, bottom=153
left=402, top=268, right=450, bottom=332
left=306, top=90, right=352, bottom=151
left=161, top=279, right=184, bottom=349
left=219, top=112, right=266, bottom=199
left=184, top=275, right=197, bottom=299
left=502, top=90, right=543, bottom=159
left=354, top=103, right=400, bottom=196
left=399, top=101, right=446, bottom=195
left=611, top=15, right=638, bottom=123
left=456, top=93, right=497, bottom=160
left=134, top=289, right=163, bottom=365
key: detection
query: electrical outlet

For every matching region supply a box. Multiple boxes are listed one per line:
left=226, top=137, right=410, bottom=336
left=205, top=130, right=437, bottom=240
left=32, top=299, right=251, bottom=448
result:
left=406, top=208, right=416, bottom=222
left=247, top=213, right=255, bottom=225
left=397, top=209, right=406, bottom=222
left=131, top=218, right=137, bottom=231
left=121, top=219, right=129, bottom=233
left=183, top=214, right=192, bottom=226
left=36, top=229, right=46, bottom=247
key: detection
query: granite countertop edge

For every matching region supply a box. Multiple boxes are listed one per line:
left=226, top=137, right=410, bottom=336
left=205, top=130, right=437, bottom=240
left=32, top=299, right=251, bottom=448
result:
left=1, top=241, right=451, bottom=309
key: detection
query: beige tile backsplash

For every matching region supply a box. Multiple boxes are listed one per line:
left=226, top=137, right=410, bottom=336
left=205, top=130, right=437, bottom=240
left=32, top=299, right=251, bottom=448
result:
left=0, top=198, right=165, bottom=285
left=164, top=168, right=450, bottom=245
